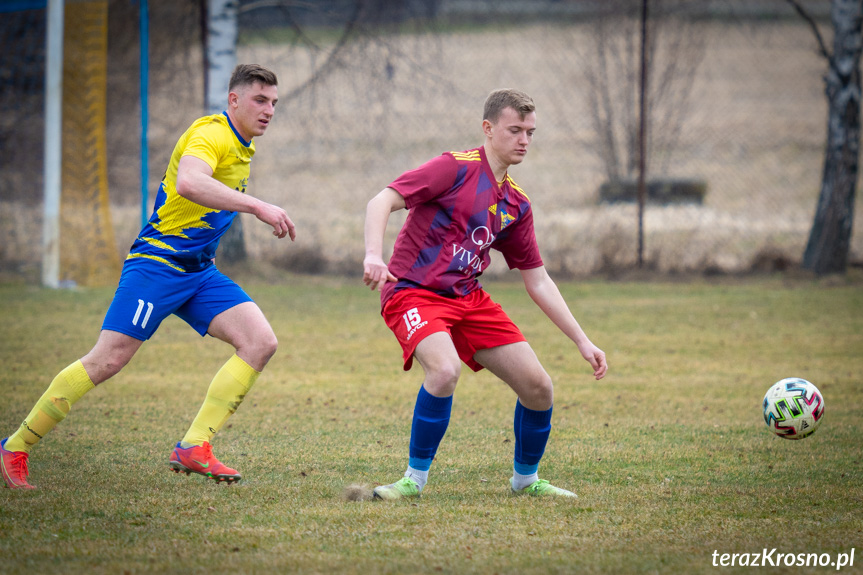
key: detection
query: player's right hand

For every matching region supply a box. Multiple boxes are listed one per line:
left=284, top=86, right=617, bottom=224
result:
left=363, top=255, right=397, bottom=291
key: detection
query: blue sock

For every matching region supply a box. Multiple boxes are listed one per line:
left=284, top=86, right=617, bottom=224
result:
left=408, top=385, right=453, bottom=476
left=513, top=400, right=552, bottom=477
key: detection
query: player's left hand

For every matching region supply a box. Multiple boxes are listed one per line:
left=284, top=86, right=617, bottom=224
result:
left=580, top=342, right=607, bottom=380
left=255, top=201, right=296, bottom=240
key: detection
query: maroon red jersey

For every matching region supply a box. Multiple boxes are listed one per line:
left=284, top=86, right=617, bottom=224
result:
left=381, top=146, right=543, bottom=308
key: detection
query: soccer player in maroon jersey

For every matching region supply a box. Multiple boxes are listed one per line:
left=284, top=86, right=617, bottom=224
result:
left=363, top=89, right=608, bottom=499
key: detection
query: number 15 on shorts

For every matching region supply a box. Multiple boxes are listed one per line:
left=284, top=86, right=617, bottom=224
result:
left=403, top=307, right=422, bottom=331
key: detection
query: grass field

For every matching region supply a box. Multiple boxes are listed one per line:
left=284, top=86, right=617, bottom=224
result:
left=1, top=272, right=862, bottom=574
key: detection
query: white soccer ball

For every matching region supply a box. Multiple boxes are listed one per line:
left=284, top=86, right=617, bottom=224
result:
left=762, top=378, right=825, bottom=439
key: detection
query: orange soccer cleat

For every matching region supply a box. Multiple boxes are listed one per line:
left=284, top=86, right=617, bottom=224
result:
left=169, top=441, right=242, bottom=484
left=1, top=438, right=36, bottom=490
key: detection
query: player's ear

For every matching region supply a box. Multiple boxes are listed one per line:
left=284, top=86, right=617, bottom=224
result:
left=482, top=118, right=494, bottom=138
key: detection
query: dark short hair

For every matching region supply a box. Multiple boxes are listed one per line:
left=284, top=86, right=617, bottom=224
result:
left=229, top=64, right=278, bottom=91
left=483, top=89, right=535, bottom=123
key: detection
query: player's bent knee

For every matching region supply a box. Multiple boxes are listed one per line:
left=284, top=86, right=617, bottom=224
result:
left=424, top=362, right=461, bottom=396
left=84, top=360, right=125, bottom=385
left=233, top=331, right=278, bottom=371
left=521, top=375, right=554, bottom=410
left=255, top=333, right=279, bottom=364
left=441, top=360, right=462, bottom=384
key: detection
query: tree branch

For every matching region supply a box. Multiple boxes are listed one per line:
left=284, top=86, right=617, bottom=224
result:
left=785, top=0, right=832, bottom=60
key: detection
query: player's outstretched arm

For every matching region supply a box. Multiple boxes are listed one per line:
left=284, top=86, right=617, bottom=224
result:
left=176, top=155, right=295, bottom=240
left=363, top=188, right=404, bottom=291
left=520, top=266, right=608, bottom=380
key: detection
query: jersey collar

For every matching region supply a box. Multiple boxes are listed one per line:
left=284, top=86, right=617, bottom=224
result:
left=222, top=111, right=252, bottom=147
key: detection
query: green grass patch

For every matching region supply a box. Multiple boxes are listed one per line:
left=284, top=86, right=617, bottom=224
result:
left=0, top=274, right=861, bottom=574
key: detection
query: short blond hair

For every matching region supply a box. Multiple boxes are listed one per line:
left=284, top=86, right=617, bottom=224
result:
left=483, top=89, right=535, bottom=123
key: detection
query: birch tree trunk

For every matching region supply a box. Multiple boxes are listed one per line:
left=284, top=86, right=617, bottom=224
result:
left=803, top=0, right=862, bottom=274
left=205, top=0, right=245, bottom=262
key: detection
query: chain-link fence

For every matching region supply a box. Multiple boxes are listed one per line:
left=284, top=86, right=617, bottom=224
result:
left=2, top=0, right=859, bottom=282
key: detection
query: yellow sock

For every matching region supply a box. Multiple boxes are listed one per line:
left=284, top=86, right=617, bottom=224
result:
left=6, top=360, right=95, bottom=453
left=181, top=354, right=260, bottom=447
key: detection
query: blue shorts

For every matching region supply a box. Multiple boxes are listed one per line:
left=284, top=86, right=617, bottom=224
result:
left=102, top=258, right=252, bottom=341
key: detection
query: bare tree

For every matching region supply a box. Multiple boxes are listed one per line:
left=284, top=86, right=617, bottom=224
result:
left=789, top=0, right=861, bottom=275
left=570, top=0, right=705, bottom=269
left=577, top=0, right=705, bottom=185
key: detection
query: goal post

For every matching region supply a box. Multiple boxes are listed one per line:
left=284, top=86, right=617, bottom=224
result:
left=42, top=0, right=63, bottom=288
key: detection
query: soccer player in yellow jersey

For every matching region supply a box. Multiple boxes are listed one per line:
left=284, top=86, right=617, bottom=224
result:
left=1, top=64, right=294, bottom=488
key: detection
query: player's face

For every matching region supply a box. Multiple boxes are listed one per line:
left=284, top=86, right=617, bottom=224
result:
left=485, top=107, right=536, bottom=167
left=229, top=82, right=279, bottom=141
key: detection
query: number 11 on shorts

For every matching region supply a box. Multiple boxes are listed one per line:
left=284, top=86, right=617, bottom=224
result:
left=403, top=307, right=421, bottom=331
left=133, top=299, right=154, bottom=329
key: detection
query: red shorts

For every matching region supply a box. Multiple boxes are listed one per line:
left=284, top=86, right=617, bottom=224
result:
left=382, top=288, right=526, bottom=372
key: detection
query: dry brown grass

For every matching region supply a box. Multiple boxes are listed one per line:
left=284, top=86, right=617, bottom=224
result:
left=3, top=19, right=862, bottom=283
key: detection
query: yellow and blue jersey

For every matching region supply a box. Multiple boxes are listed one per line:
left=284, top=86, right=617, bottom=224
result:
left=127, top=112, right=255, bottom=272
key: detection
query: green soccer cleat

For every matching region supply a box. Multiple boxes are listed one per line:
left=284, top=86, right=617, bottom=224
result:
left=373, top=476, right=421, bottom=500
left=511, top=478, right=577, bottom=498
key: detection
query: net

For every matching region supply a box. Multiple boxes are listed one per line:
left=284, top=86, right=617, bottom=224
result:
left=60, top=0, right=120, bottom=286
